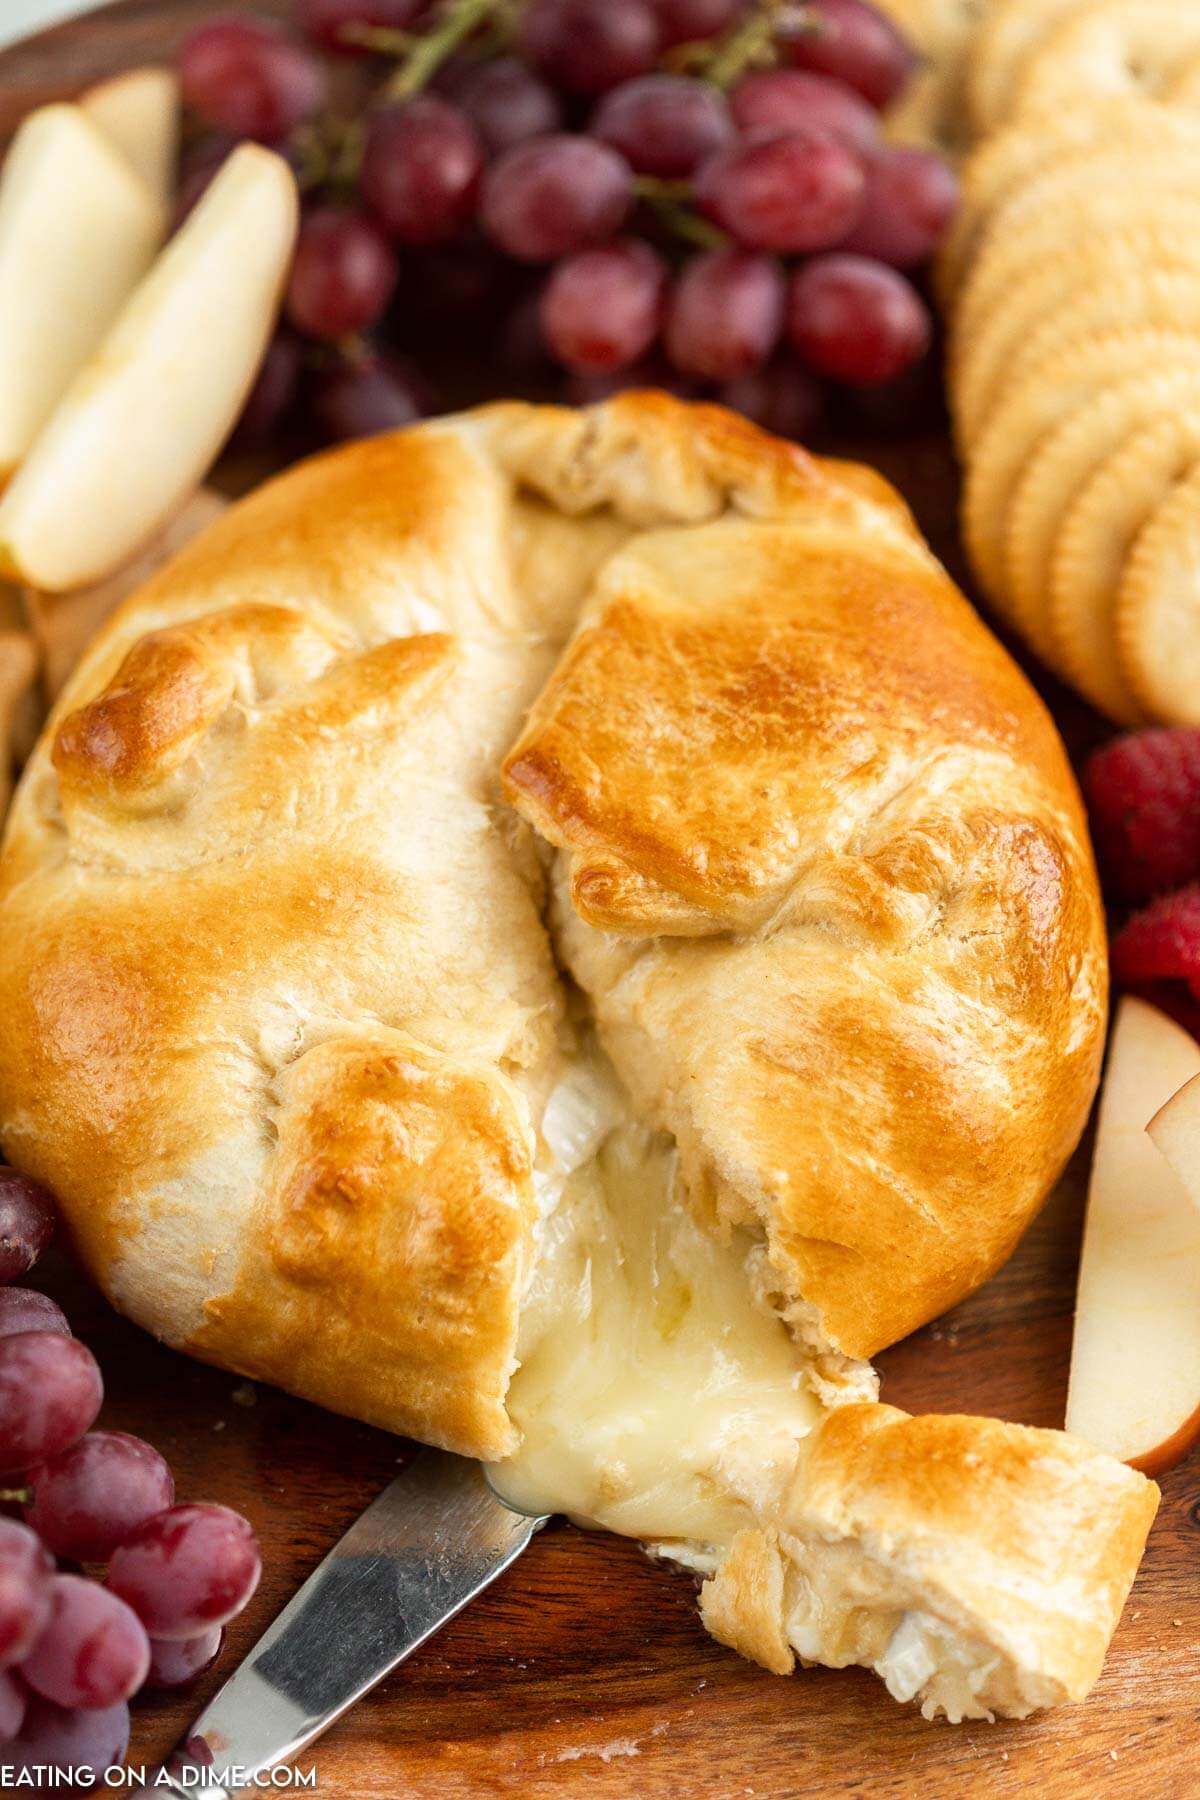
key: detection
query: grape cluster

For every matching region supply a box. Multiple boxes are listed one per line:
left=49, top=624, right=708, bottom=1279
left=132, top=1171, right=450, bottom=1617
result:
left=176, top=0, right=956, bottom=450
left=0, top=1174, right=261, bottom=1785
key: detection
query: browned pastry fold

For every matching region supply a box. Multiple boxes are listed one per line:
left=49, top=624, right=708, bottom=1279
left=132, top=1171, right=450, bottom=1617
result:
left=0, top=397, right=1144, bottom=1721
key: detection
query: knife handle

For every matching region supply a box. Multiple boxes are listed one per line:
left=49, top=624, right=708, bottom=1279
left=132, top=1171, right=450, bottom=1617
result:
left=154, top=1451, right=546, bottom=1797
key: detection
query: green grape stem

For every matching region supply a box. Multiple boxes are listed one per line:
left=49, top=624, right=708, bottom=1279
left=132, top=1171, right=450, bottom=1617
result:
left=381, top=0, right=507, bottom=101
left=703, top=0, right=818, bottom=89
left=634, top=177, right=727, bottom=251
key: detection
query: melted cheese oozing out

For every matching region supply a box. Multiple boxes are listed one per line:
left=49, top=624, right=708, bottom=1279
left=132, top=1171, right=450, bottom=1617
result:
left=487, top=1063, right=1040, bottom=1723
left=489, top=1118, right=820, bottom=1548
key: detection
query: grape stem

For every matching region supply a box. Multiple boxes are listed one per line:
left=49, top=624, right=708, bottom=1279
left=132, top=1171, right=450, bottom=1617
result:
left=634, top=178, right=726, bottom=250
left=703, top=0, right=818, bottom=89
left=0, top=1486, right=31, bottom=1505
left=381, top=0, right=506, bottom=101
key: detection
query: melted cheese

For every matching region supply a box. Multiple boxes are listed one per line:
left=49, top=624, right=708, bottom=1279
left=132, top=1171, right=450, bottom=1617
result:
left=489, top=1117, right=820, bottom=1546
left=487, top=1057, right=1046, bottom=1723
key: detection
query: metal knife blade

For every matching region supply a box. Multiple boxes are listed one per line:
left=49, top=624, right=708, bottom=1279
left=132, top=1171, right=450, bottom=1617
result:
left=155, top=1449, right=548, bottom=1797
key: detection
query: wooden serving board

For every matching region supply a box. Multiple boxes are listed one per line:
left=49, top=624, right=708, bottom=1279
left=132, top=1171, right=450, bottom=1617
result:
left=2, top=7, right=1199, bottom=1795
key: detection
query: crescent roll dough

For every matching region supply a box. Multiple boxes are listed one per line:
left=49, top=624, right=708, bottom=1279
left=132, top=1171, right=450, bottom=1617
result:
left=0, top=395, right=1149, bottom=1721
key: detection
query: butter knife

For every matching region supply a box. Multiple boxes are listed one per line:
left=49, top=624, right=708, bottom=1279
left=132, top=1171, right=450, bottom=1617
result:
left=154, top=1450, right=548, bottom=1797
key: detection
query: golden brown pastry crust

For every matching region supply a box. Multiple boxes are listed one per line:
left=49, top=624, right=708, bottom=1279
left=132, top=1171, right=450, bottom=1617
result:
left=500, top=400, right=1106, bottom=1358
left=701, top=1404, right=1158, bottom=1714
left=0, top=394, right=1105, bottom=1430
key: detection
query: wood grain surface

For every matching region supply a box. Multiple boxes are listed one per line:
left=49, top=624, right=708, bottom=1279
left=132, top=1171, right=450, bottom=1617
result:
left=2, top=6, right=1198, bottom=1797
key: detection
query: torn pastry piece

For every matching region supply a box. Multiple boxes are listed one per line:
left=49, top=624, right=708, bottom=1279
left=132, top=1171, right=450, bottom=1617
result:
left=0, top=397, right=1143, bottom=1722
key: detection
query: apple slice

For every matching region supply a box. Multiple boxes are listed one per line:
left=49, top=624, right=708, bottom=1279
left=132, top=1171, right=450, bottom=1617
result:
left=0, top=104, right=164, bottom=481
left=0, top=144, right=297, bottom=594
left=1147, top=1066, right=1200, bottom=1215
left=1066, top=995, right=1200, bottom=1476
left=78, top=67, right=180, bottom=208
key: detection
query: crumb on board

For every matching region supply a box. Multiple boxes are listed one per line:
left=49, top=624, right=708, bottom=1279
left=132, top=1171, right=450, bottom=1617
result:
left=546, top=1723, right=669, bottom=1766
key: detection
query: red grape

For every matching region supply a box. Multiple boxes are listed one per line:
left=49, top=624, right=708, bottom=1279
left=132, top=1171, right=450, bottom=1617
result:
left=314, top=352, right=429, bottom=440
left=720, top=358, right=826, bottom=441
left=519, top=0, right=659, bottom=96
left=0, top=1173, right=55, bottom=1283
left=664, top=247, right=784, bottom=380
left=730, top=68, right=880, bottom=160
left=656, top=0, right=743, bottom=46
left=360, top=98, right=484, bottom=246
left=22, top=1576, right=149, bottom=1712
left=7, top=1694, right=129, bottom=1784
left=540, top=239, right=666, bottom=373
left=449, top=57, right=562, bottom=155
left=0, top=1334, right=102, bottom=1476
left=837, top=144, right=959, bottom=268
left=781, top=0, right=916, bottom=109
left=0, top=1291, right=68, bottom=1340
left=297, top=0, right=422, bottom=55
left=481, top=136, right=632, bottom=263
left=592, top=74, right=733, bottom=178
left=177, top=16, right=327, bottom=141
left=786, top=252, right=930, bottom=384
left=0, top=1668, right=25, bottom=1743
left=286, top=208, right=399, bottom=341
left=696, top=130, right=865, bottom=253
left=107, top=1504, right=260, bottom=1641
left=26, top=1433, right=175, bottom=1564
left=144, top=1626, right=223, bottom=1691
left=0, top=1521, right=52, bottom=1671
left=232, top=331, right=304, bottom=446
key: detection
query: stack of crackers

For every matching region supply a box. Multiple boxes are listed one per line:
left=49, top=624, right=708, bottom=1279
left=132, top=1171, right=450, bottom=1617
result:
left=912, top=0, right=1200, bottom=724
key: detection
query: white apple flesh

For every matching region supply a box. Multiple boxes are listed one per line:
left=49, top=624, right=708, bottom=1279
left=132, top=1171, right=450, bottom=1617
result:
left=1147, top=1063, right=1200, bottom=1215
left=78, top=67, right=180, bottom=208
left=0, top=104, right=165, bottom=481
left=0, top=144, right=298, bottom=593
left=1067, top=996, right=1200, bottom=1476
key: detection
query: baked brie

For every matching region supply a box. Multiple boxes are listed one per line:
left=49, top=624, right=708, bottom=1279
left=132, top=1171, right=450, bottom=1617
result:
left=0, top=395, right=1153, bottom=1720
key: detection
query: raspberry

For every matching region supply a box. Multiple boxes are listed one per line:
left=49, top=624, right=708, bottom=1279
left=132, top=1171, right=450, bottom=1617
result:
left=1083, top=728, right=1200, bottom=901
left=1111, top=884, right=1200, bottom=1039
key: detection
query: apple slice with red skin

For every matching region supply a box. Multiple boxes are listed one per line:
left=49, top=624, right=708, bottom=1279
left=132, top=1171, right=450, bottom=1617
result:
left=1067, top=996, right=1200, bottom=1477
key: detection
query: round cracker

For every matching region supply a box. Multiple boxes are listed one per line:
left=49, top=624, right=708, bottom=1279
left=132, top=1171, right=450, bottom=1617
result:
left=952, top=252, right=1200, bottom=438
left=952, top=201, right=1200, bottom=359
left=1051, top=407, right=1200, bottom=721
left=957, top=270, right=1200, bottom=450
left=877, top=0, right=993, bottom=155
left=968, top=141, right=1200, bottom=265
left=1016, top=0, right=1200, bottom=119
left=1116, top=463, right=1200, bottom=723
left=962, top=329, right=1200, bottom=616
left=1003, top=377, right=1200, bottom=671
left=966, top=0, right=1087, bottom=134
left=936, top=99, right=1200, bottom=304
